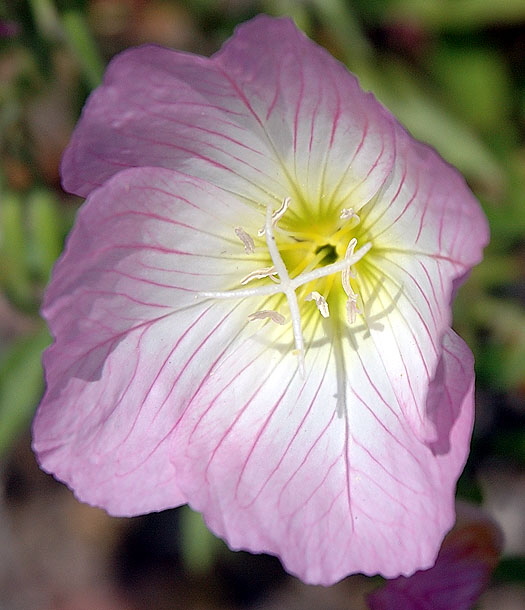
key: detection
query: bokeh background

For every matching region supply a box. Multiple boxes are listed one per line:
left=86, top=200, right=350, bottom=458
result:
left=1, top=0, right=525, bottom=608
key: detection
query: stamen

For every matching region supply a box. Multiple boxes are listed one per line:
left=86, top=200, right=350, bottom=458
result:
left=340, top=208, right=360, bottom=223
left=272, top=196, right=292, bottom=224
left=341, top=238, right=362, bottom=324
left=248, top=310, right=286, bottom=325
left=240, top=266, right=277, bottom=285
left=234, top=226, right=255, bottom=254
left=197, top=242, right=371, bottom=300
left=341, top=238, right=357, bottom=296
left=305, top=291, right=330, bottom=318
left=257, top=196, right=291, bottom=236
left=296, top=241, right=370, bottom=287
left=346, top=292, right=361, bottom=324
left=197, top=197, right=373, bottom=369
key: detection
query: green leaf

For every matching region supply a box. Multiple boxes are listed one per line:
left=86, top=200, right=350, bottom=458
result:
left=61, top=9, right=104, bottom=89
left=384, top=0, right=525, bottom=30
left=27, top=188, right=63, bottom=282
left=0, top=325, right=50, bottom=456
left=308, top=0, right=373, bottom=70
left=264, top=0, right=312, bottom=33
left=0, top=191, right=33, bottom=308
left=472, top=297, right=525, bottom=390
left=179, top=505, right=221, bottom=575
left=28, top=0, right=62, bottom=40
left=431, top=45, right=512, bottom=135
left=483, top=158, right=525, bottom=241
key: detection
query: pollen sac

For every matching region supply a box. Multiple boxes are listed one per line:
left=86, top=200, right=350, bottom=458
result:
left=248, top=309, right=286, bottom=324
left=234, top=226, right=255, bottom=254
left=305, top=291, right=330, bottom=318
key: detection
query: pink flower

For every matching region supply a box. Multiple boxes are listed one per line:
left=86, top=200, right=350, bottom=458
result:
left=367, top=502, right=503, bottom=609
left=33, top=15, right=489, bottom=584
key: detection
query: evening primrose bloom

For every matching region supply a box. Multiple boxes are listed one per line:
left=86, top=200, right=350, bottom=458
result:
left=33, top=15, right=489, bottom=585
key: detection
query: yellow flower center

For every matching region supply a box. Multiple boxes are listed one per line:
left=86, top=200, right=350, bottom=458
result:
left=199, top=198, right=371, bottom=376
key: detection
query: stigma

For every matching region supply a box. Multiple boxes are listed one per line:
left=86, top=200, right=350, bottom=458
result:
left=199, top=198, right=371, bottom=376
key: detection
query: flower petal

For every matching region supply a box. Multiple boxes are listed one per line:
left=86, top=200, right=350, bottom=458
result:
left=168, top=325, right=475, bottom=584
left=33, top=167, right=265, bottom=514
left=367, top=502, right=503, bottom=610
left=358, top=128, right=489, bottom=443
left=213, top=16, right=396, bottom=207
left=61, top=16, right=394, bottom=207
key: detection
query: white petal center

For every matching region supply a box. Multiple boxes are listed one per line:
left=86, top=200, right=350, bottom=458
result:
left=199, top=199, right=371, bottom=374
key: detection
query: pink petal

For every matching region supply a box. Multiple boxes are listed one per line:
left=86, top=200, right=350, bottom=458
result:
left=33, top=167, right=262, bottom=514
left=61, top=16, right=394, bottom=206
left=168, top=328, right=476, bottom=584
left=358, top=128, right=489, bottom=444
left=367, top=503, right=503, bottom=610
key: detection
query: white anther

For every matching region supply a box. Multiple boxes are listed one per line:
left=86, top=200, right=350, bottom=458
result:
left=341, top=237, right=362, bottom=324
left=234, top=226, right=255, bottom=254
left=240, top=265, right=277, bottom=285
left=197, top=196, right=373, bottom=370
left=272, top=196, right=291, bottom=224
left=340, top=208, right=360, bottom=224
left=341, top=238, right=357, bottom=297
left=305, top=291, right=330, bottom=318
left=248, top=310, right=286, bottom=325
left=198, top=242, right=371, bottom=302
left=257, top=196, right=292, bottom=236
left=346, top=292, right=361, bottom=324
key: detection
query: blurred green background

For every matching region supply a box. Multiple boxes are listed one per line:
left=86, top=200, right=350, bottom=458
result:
left=1, top=1, right=524, bottom=608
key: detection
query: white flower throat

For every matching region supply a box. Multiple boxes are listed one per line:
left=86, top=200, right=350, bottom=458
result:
left=199, top=198, right=371, bottom=376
